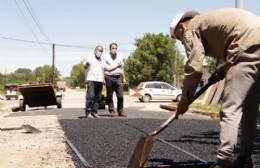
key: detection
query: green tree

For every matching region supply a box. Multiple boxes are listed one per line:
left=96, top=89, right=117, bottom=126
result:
left=14, top=68, right=37, bottom=84
left=34, top=65, right=60, bottom=84
left=124, top=33, right=184, bottom=87
left=70, top=61, right=85, bottom=88
left=205, top=56, right=217, bottom=73
left=0, top=68, right=36, bottom=85
left=0, top=72, right=5, bottom=85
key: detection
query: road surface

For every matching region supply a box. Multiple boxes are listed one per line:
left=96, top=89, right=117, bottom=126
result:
left=0, top=88, right=259, bottom=168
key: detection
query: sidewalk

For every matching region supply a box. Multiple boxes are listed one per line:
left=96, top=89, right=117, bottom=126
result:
left=0, top=115, right=75, bottom=168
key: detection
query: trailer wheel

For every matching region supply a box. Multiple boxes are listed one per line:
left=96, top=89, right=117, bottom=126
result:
left=56, top=97, right=62, bottom=109
left=19, top=99, right=26, bottom=111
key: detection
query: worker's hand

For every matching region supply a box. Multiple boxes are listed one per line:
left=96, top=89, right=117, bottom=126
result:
left=174, top=101, right=189, bottom=120
left=103, top=80, right=106, bottom=85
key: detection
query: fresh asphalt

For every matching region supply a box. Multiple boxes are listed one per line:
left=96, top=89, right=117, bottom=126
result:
left=4, top=89, right=260, bottom=168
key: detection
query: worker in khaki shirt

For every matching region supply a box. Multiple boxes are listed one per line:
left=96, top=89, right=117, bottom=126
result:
left=170, top=8, right=260, bottom=168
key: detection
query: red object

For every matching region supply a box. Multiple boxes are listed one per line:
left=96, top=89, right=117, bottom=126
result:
left=129, top=88, right=144, bottom=98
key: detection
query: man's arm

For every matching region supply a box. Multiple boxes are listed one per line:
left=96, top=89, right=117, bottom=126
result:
left=104, top=63, right=122, bottom=72
left=121, top=68, right=126, bottom=84
left=175, top=30, right=205, bottom=119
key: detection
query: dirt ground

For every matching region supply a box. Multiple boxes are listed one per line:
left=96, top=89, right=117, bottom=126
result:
left=0, top=110, right=76, bottom=168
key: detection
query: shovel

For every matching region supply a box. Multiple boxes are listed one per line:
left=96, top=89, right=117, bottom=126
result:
left=127, top=63, right=228, bottom=168
left=0, top=124, right=41, bottom=133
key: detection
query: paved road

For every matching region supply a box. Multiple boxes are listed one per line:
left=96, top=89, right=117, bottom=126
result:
left=1, top=88, right=260, bottom=167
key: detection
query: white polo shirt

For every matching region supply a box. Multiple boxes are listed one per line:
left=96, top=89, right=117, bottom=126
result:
left=83, top=55, right=105, bottom=82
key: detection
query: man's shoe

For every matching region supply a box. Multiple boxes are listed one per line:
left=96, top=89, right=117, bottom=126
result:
left=231, top=155, right=253, bottom=168
left=110, top=112, right=115, bottom=117
left=86, top=114, right=94, bottom=119
left=92, top=114, right=100, bottom=118
left=118, top=113, right=127, bottom=117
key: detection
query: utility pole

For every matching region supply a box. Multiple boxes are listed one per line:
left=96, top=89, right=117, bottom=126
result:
left=52, top=44, right=55, bottom=84
left=235, top=0, right=243, bottom=9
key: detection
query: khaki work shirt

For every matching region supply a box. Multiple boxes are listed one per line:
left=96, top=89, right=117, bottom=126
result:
left=181, top=8, right=260, bottom=104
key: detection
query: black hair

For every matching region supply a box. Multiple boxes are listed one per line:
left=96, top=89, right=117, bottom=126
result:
left=109, top=43, right=118, bottom=50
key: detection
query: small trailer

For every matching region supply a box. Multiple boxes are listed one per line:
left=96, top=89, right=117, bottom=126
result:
left=18, top=83, right=62, bottom=111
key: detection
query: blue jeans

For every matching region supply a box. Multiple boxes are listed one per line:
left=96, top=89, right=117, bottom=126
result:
left=85, top=81, right=103, bottom=115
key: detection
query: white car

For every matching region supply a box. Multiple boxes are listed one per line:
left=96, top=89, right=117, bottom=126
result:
left=136, top=81, right=182, bottom=102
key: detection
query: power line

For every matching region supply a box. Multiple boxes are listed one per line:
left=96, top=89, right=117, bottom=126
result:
left=22, top=0, right=52, bottom=43
left=12, top=0, right=50, bottom=55
left=1, top=36, right=49, bottom=45
left=0, top=36, right=95, bottom=49
left=12, top=0, right=41, bottom=43
left=0, top=36, right=135, bottom=52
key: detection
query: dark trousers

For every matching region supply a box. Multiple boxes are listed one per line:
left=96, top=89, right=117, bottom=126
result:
left=85, top=81, right=103, bottom=115
left=105, top=75, right=124, bottom=114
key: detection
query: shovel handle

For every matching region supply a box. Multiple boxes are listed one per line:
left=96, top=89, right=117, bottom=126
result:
left=0, top=127, right=22, bottom=131
left=150, top=114, right=176, bottom=136
left=150, top=68, right=226, bottom=136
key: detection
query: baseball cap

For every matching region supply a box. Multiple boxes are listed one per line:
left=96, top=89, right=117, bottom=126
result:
left=170, top=10, right=200, bottom=38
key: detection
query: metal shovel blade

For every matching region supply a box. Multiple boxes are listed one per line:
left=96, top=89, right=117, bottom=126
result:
left=22, top=124, right=41, bottom=133
left=128, top=134, right=155, bottom=168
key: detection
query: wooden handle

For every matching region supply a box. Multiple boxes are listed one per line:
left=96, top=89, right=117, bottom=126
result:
left=0, top=127, right=22, bottom=131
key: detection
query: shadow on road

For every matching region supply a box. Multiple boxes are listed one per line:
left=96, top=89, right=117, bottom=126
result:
left=166, top=131, right=219, bottom=145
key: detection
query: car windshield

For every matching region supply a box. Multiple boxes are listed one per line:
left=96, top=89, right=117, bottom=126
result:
left=137, top=82, right=143, bottom=89
left=161, top=83, right=172, bottom=89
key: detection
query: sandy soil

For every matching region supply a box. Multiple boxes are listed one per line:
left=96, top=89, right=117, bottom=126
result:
left=0, top=114, right=76, bottom=168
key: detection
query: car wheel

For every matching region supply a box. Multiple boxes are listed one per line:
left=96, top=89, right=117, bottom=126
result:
left=176, top=95, right=182, bottom=102
left=143, top=95, right=151, bottom=102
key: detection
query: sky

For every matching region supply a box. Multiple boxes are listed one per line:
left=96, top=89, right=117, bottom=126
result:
left=0, top=0, right=259, bottom=77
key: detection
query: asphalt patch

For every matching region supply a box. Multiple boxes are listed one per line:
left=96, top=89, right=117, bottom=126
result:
left=58, top=118, right=260, bottom=167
